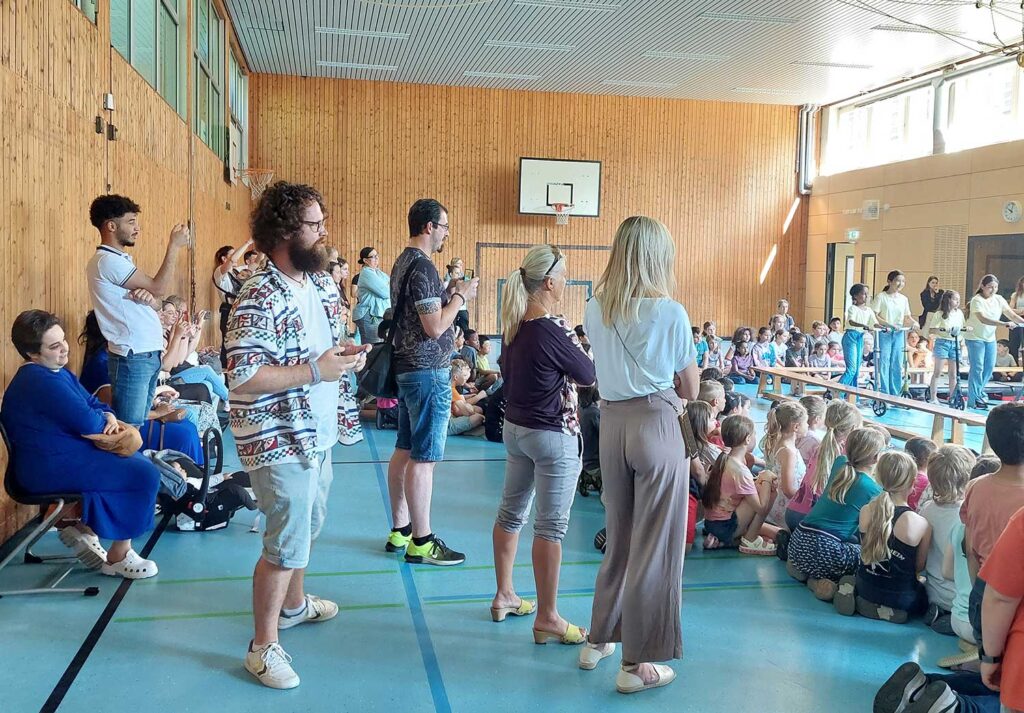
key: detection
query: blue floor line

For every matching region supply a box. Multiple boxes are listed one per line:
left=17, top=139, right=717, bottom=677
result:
left=366, top=429, right=452, bottom=713
left=421, top=579, right=794, bottom=603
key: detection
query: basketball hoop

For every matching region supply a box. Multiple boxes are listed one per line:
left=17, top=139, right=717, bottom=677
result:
left=552, top=202, right=574, bottom=226
left=236, top=168, right=275, bottom=199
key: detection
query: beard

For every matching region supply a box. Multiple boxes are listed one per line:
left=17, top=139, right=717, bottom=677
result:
left=289, top=238, right=329, bottom=273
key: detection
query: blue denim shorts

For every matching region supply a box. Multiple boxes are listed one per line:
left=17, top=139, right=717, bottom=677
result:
left=107, top=350, right=162, bottom=427
left=933, top=338, right=956, bottom=360
left=249, top=451, right=333, bottom=570
left=704, top=514, right=738, bottom=544
left=396, top=368, right=452, bottom=462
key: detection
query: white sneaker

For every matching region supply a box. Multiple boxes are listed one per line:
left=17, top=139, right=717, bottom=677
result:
left=245, top=641, right=300, bottom=689
left=58, top=527, right=107, bottom=570
left=277, top=594, right=339, bottom=630
left=100, top=549, right=158, bottom=580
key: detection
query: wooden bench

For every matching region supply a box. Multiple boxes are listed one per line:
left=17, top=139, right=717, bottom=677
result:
left=753, top=366, right=991, bottom=452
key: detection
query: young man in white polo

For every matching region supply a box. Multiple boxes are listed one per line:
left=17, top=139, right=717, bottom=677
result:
left=86, top=195, right=189, bottom=426
left=227, top=181, right=369, bottom=689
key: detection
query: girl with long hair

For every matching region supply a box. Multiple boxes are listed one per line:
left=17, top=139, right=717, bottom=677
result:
left=761, top=402, right=809, bottom=532
left=919, top=275, right=944, bottom=329
left=964, top=275, right=1024, bottom=409
left=925, top=290, right=967, bottom=404
left=871, top=270, right=915, bottom=396
left=1010, top=275, right=1024, bottom=365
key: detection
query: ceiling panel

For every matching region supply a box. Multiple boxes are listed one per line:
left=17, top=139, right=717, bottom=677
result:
left=224, top=0, right=1024, bottom=105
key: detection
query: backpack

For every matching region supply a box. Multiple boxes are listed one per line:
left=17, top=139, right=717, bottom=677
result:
left=484, top=385, right=506, bottom=443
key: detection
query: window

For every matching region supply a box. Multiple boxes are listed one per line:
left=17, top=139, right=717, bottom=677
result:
left=194, top=0, right=226, bottom=159
left=944, top=62, right=1024, bottom=153
left=109, top=0, right=184, bottom=115
left=71, top=0, right=98, bottom=23
left=823, top=84, right=933, bottom=174
left=229, top=51, right=249, bottom=171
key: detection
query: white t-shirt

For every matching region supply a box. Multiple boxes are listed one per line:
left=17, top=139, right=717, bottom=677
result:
left=966, top=293, right=1011, bottom=342
left=871, top=291, right=912, bottom=327
left=827, top=330, right=843, bottom=344
left=925, top=309, right=965, bottom=336
left=583, top=297, right=696, bottom=402
left=844, top=303, right=876, bottom=333
left=85, top=246, right=164, bottom=356
left=293, top=276, right=339, bottom=451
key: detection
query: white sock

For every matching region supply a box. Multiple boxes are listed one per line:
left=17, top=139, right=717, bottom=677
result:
left=281, top=600, right=308, bottom=618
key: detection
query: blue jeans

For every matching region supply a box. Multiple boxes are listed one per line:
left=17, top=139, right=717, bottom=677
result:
left=877, top=329, right=902, bottom=395
left=172, top=364, right=229, bottom=404
left=107, top=350, right=162, bottom=427
left=839, top=331, right=864, bottom=387
left=395, top=368, right=451, bottom=463
left=966, top=340, right=996, bottom=406
left=928, top=671, right=1000, bottom=713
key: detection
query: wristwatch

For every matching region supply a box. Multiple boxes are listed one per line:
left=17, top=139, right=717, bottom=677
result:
left=979, top=645, right=1002, bottom=664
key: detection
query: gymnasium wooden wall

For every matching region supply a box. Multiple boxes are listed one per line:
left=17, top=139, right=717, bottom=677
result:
left=250, top=76, right=808, bottom=336
left=0, top=0, right=250, bottom=542
left=806, top=138, right=1024, bottom=329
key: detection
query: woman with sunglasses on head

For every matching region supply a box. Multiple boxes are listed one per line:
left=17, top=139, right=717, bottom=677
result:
left=352, top=246, right=391, bottom=344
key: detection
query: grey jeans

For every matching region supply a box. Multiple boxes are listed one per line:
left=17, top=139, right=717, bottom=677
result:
left=354, top=315, right=382, bottom=344
left=496, top=422, right=581, bottom=542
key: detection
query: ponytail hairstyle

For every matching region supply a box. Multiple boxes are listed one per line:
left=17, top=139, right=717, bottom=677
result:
left=884, top=270, right=904, bottom=293
left=976, top=274, right=998, bottom=296
left=860, top=451, right=918, bottom=566
left=939, top=290, right=960, bottom=319
left=761, top=402, right=807, bottom=462
left=827, top=428, right=886, bottom=505
left=810, top=400, right=863, bottom=495
left=500, top=244, right=564, bottom=344
left=701, top=415, right=755, bottom=511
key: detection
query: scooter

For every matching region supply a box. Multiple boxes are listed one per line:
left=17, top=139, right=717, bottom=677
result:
left=869, top=327, right=888, bottom=417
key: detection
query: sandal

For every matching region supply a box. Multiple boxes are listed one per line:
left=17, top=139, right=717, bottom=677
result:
left=702, top=533, right=722, bottom=550
left=101, top=549, right=159, bottom=580
left=490, top=599, right=536, bottom=622
left=533, top=622, right=587, bottom=645
left=739, top=536, right=776, bottom=556
left=579, top=642, right=616, bottom=670
left=616, top=663, right=676, bottom=694
left=58, top=527, right=107, bottom=570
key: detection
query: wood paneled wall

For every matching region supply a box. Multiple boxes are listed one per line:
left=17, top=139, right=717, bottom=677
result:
left=806, top=138, right=1024, bottom=329
left=250, top=76, right=808, bottom=336
left=0, top=0, right=250, bottom=542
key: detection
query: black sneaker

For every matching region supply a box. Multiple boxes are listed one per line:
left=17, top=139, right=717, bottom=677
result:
left=404, top=536, right=465, bottom=566
left=972, top=401, right=989, bottom=411
left=873, top=662, right=927, bottom=713
left=903, top=682, right=958, bottom=713
left=594, top=528, right=607, bottom=554
left=775, top=530, right=790, bottom=562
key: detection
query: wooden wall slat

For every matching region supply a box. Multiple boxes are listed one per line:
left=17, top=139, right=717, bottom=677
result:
left=250, top=76, right=808, bottom=335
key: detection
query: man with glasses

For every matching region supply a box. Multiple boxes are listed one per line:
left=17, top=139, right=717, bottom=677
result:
left=228, top=181, right=369, bottom=689
left=385, top=198, right=479, bottom=564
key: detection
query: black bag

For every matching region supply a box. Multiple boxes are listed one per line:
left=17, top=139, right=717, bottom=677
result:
left=358, top=257, right=423, bottom=399
left=484, top=385, right=506, bottom=443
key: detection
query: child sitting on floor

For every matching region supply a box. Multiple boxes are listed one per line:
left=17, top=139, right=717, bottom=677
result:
left=448, top=358, right=485, bottom=436
left=722, top=392, right=752, bottom=419
left=752, top=326, right=776, bottom=369
left=785, top=333, right=810, bottom=396
left=834, top=451, right=931, bottom=621
left=762, top=402, right=809, bottom=532
left=701, top=415, right=778, bottom=556
left=784, top=399, right=863, bottom=536
left=809, top=321, right=830, bottom=350
left=704, top=335, right=727, bottom=372
left=686, top=400, right=721, bottom=554
left=796, top=395, right=826, bottom=467
left=699, top=379, right=727, bottom=447
left=771, top=329, right=790, bottom=367
left=905, top=437, right=938, bottom=511
left=786, top=427, right=885, bottom=601
left=918, top=445, right=975, bottom=637
left=827, top=341, right=845, bottom=367
left=700, top=367, right=723, bottom=382
left=729, top=342, right=757, bottom=384
left=475, top=335, right=501, bottom=390
left=827, top=317, right=844, bottom=345
left=808, top=341, right=832, bottom=379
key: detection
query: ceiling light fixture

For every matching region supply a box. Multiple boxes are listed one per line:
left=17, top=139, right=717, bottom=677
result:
left=641, top=50, right=729, bottom=61
left=464, top=70, right=543, bottom=80
left=314, top=27, right=410, bottom=39
left=484, top=40, right=575, bottom=51
left=732, top=87, right=800, bottom=95
left=513, top=1, right=620, bottom=12
left=871, top=24, right=963, bottom=35
left=602, top=79, right=677, bottom=88
left=792, top=60, right=873, bottom=69
left=317, top=61, right=399, bottom=71
left=698, top=11, right=799, bottom=25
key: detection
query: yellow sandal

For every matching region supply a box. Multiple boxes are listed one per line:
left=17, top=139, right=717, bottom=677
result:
left=533, top=622, right=587, bottom=645
left=490, top=599, right=536, bottom=622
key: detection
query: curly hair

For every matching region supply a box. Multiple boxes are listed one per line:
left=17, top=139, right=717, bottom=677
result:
left=250, top=181, right=325, bottom=255
left=89, top=194, right=141, bottom=229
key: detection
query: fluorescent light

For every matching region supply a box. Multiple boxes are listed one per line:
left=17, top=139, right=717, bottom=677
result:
left=514, top=1, right=620, bottom=12
left=484, top=40, right=576, bottom=52
left=317, top=61, right=398, bottom=71
left=244, top=21, right=284, bottom=32
left=732, top=87, right=800, bottom=95
left=464, top=71, right=543, bottom=80
left=759, top=245, right=779, bottom=285
left=602, top=79, right=677, bottom=88
left=699, top=11, right=799, bottom=24
left=315, top=27, right=409, bottom=40
left=641, top=51, right=729, bottom=61
left=792, top=60, right=872, bottom=69
left=871, top=24, right=962, bottom=35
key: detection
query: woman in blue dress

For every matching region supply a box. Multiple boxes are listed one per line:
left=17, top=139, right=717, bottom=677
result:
left=0, top=310, right=160, bottom=579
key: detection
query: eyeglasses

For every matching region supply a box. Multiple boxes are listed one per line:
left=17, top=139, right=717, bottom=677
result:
left=302, top=219, right=327, bottom=232
left=367, top=253, right=379, bottom=260
left=433, top=221, right=449, bottom=232
left=543, top=244, right=563, bottom=276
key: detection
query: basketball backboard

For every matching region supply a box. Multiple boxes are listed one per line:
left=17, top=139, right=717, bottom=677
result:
left=518, top=157, right=601, bottom=218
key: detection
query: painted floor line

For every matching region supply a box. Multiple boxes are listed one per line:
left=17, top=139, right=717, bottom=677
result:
left=113, top=602, right=406, bottom=624
left=132, top=568, right=398, bottom=587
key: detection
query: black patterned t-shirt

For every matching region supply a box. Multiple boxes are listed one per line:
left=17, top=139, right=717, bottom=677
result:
left=391, top=247, right=454, bottom=374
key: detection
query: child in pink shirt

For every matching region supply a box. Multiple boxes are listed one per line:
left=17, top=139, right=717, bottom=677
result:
left=905, top=437, right=937, bottom=511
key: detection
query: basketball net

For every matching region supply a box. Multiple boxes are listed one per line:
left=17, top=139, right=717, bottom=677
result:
left=552, top=202, right=574, bottom=226
left=236, top=168, right=275, bottom=200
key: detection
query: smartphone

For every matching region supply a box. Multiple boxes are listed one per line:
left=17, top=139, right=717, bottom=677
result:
left=464, top=268, right=475, bottom=280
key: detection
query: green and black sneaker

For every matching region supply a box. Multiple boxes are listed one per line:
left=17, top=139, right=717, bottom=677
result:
left=404, top=536, right=465, bottom=566
left=385, top=530, right=412, bottom=553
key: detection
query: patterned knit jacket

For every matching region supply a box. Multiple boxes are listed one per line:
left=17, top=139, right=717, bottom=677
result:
left=226, top=261, right=362, bottom=470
